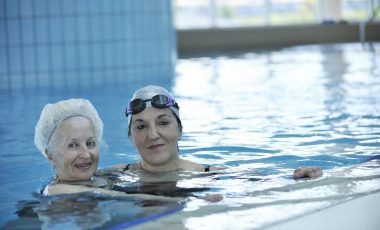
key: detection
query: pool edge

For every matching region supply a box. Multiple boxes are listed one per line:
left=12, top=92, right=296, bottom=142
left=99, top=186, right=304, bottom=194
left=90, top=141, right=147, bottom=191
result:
left=264, top=190, right=380, bottom=230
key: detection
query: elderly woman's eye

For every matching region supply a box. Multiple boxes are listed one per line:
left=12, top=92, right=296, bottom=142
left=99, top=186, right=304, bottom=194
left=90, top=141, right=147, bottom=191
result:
left=87, top=140, right=97, bottom=147
left=68, top=143, right=78, bottom=148
left=136, top=124, right=146, bottom=130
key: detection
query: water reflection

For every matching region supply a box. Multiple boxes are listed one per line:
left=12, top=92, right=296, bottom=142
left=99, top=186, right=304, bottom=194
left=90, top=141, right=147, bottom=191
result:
left=175, top=44, right=379, bottom=169
left=4, top=193, right=183, bottom=229
left=320, top=45, right=351, bottom=153
left=321, top=46, right=348, bottom=115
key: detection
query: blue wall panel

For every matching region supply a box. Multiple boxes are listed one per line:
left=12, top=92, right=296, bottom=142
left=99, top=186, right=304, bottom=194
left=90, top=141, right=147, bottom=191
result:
left=0, top=0, right=175, bottom=90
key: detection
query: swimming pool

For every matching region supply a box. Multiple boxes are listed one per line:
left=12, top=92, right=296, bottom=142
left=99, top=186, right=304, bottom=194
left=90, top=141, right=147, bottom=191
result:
left=1, top=43, right=379, bottom=229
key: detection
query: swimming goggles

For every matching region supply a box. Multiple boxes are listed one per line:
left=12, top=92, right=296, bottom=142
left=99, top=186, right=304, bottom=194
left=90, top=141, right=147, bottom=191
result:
left=125, top=95, right=179, bottom=117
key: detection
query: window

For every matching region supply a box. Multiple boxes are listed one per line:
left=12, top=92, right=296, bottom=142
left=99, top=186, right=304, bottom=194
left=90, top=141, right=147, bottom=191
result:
left=174, top=0, right=378, bottom=29
left=342, top=0, right=370, bottom=22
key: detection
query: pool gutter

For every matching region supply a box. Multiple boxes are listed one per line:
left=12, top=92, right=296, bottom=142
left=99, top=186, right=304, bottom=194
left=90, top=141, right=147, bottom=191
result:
left=177, top=23, right=380, bottom=55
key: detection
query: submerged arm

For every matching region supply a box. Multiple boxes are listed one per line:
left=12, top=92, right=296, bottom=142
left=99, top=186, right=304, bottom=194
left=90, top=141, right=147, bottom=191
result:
left=44, top=184, right=183, bottom=202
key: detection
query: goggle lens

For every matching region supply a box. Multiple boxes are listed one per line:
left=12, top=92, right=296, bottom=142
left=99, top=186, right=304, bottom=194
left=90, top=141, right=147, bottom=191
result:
left=125, top=95, right=178, bottom=117
left=129, top=99, right=146, bottom=114
left=151, top=95, right=169, bottom=108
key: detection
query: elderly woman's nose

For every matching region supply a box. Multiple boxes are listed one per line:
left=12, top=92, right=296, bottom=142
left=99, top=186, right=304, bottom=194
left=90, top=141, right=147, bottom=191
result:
left=78, top=145, right=91, bottom=158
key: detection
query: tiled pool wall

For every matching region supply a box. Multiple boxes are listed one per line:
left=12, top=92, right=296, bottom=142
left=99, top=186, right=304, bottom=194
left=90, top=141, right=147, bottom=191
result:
left=0, top=0, right=176, bottom=91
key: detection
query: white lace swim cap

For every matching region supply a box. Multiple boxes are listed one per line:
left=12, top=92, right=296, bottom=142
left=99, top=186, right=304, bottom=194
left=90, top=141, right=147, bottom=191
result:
left=127, top=85, right=180, bottom=127
left=34, top=98, right=103, bottom=158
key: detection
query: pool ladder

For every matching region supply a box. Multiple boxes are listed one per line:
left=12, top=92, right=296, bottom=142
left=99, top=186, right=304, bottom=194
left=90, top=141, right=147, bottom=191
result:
left=360, top=0, right=379, bottom=47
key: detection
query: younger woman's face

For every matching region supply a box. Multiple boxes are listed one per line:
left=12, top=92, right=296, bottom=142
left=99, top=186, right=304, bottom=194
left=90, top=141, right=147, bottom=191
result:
left=130, top=107, right=181, bottom=167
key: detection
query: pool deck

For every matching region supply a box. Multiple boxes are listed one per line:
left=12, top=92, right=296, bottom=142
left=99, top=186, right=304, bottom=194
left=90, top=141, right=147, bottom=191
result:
left=128, top=191, right=380, bottom=230
left=264, top=191, right=380, bottom=230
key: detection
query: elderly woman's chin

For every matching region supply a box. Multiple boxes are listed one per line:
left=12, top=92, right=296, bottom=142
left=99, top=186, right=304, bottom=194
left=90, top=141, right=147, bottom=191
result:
left=72, top=166, right=96, bottom=181
left=74, top=172, right=93, bottom=181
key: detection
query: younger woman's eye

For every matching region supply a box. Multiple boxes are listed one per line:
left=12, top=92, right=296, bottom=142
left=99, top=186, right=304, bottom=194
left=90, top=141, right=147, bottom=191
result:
left=157, top=118, right=171, bottom=126
left=158, top=120, right=169, bottom=126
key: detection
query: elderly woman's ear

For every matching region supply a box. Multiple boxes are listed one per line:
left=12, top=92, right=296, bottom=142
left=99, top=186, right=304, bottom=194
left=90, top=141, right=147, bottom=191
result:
left=45, top=149, right=55, bottom=168
left=45, top=149, right=51, bottom=161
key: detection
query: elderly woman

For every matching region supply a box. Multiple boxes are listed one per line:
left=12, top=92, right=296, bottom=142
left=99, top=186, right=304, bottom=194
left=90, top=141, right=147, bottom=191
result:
left=35, top=98, right=125, bottom=196
left=114, top=85, right=322, bottom=179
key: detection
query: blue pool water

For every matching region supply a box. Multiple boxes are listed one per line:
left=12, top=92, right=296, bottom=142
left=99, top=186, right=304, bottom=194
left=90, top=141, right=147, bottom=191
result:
left=0, top=43, right=380, bottom=229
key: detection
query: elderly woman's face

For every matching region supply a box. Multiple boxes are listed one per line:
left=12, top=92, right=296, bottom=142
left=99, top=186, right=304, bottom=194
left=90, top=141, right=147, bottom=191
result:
left=47, top=116, right=99, bottom=181
left=130, top=107, right=181, bottom=167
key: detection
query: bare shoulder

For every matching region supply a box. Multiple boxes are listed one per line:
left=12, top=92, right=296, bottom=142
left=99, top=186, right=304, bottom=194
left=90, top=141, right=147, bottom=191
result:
left=178, top=159, right=226, bottom=172
left=179, top=159, right=205, bottom=172
left=208, top=166, right=226, bottom=171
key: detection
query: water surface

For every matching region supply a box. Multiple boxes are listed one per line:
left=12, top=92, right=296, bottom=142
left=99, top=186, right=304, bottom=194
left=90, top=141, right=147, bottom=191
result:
left=0, top=43, right=379, bottom=229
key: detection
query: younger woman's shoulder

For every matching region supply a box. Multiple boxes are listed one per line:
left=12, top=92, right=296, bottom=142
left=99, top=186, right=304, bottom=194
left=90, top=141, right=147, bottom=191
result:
left=179, top=159, right=226, bottom=172
left=179, top=159, right=207, bottom=172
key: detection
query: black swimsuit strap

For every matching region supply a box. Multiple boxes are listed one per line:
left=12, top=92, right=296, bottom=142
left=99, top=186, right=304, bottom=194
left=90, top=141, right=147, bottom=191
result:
left=39, top=184, right=47, bottom=195
left=124, top=164, right=131, bottom=171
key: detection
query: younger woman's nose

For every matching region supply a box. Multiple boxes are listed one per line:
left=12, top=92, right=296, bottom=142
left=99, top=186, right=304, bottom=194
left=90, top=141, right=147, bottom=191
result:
left=147, top=126, right=159, bottom=140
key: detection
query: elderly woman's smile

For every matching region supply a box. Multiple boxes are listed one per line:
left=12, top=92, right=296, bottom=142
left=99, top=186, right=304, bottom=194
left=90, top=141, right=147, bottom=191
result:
left=74, top=162, right=93, bottom=169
